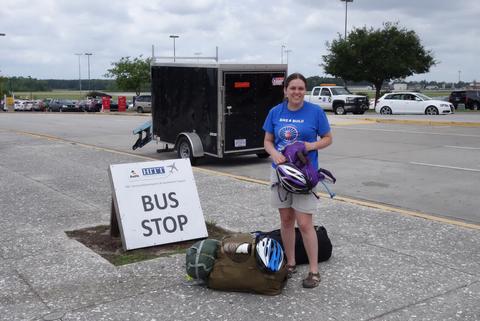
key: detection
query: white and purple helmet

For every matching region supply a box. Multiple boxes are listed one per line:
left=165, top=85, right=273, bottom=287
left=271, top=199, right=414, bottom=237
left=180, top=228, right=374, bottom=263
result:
left=276, top=163, right=312, bottom=194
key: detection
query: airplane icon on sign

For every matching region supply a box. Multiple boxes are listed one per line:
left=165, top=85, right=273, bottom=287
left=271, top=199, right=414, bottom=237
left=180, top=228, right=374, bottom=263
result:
left=167, top=162, right=178, bottom=173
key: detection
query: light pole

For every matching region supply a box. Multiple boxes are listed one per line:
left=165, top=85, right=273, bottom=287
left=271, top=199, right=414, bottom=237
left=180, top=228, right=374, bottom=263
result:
left=458, top=70, right=461, bottom=84
left=194, top=52, right=202, bottom=62
left=74, top=53, right=82, bottom=92
left=85, top=53, right=92, bottom=91
left=0, top=33, right=5, bottom=36
left=285, top=49, right=292, bottom=65
left=169, top=35, right=179, bottom=62
left=281, top=44, right=285, bottom=64
left=340, top=0, right=353, bottom=39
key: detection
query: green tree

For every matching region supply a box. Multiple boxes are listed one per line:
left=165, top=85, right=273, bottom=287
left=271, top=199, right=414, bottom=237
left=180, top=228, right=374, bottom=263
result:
left=322, top=22, right=436, bottom=104
left=0, top=76, right=7, bottom=97
left=105, top=55, right=151, bottom=96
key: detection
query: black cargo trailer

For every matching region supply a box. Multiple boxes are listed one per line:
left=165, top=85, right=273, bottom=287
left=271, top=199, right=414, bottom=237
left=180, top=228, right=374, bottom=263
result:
left=150, top=63, right=287, bottom=163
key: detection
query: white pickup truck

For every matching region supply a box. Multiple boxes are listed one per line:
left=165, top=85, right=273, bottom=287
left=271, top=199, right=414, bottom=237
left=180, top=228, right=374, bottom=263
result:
left=304, top=85, right=369, bottom=115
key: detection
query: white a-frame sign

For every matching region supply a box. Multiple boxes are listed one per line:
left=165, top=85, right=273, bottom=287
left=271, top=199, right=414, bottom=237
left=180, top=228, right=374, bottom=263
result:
left=109, top=159, right=207, bottom=250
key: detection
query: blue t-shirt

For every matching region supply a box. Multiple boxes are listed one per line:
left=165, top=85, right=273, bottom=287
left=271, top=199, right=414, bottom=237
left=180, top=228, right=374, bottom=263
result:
left=263, top=101, right=331, bottom=169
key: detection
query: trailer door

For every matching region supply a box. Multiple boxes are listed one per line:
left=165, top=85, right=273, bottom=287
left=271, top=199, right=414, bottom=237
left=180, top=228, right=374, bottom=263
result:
left=223, top=72, right=285, bottom=154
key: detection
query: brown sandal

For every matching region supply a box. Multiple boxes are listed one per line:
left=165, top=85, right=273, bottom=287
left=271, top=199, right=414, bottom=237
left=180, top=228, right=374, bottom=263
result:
left=286, top=264, right=297, bottom=278
left=302, top=272, right=321, bottom=288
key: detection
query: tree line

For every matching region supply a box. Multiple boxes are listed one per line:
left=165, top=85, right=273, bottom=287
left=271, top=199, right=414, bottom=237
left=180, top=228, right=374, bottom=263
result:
left=0, top=77, right=122, bottom=93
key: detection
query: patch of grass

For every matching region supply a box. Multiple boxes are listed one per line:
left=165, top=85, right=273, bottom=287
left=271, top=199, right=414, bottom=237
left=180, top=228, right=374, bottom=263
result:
left=66, top=222, right=233, bottom=266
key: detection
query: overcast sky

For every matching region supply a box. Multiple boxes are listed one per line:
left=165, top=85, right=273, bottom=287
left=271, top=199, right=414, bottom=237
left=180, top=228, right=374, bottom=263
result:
left=1, top=0, right=479, bottom=83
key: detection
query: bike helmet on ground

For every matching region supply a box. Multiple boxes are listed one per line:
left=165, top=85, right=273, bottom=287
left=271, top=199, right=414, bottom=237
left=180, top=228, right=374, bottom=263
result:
left=255, top=237, right=284, bottom=273
left=276, top=162, right=312, bottom=194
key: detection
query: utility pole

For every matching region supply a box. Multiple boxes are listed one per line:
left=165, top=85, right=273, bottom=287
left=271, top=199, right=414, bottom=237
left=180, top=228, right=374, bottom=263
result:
left=85, top=53, right=92, bottom=91
left=169, top=35, right=179, bottom=62
left=74, top=53, right=82, bottom=92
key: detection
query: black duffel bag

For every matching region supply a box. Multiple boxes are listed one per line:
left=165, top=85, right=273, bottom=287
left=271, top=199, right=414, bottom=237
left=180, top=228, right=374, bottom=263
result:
left=255, top=226, right=332, bottom=264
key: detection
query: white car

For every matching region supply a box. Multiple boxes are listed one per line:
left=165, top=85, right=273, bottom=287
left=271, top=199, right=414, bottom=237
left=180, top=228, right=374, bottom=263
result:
left=375, top=92, right=454, bottom=115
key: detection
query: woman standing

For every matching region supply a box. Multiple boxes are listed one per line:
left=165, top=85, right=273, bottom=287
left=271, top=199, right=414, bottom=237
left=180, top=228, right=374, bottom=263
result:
left=263, top=73, right=332, bottom=288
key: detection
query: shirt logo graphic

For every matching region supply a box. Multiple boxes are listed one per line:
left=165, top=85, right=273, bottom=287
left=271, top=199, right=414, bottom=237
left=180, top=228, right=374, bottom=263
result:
left=279, top=125, right=298, bottom=142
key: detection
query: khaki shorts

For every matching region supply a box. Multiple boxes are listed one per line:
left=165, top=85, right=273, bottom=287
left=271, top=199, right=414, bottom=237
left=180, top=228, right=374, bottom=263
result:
left=270, top=168, right=318, bottom=214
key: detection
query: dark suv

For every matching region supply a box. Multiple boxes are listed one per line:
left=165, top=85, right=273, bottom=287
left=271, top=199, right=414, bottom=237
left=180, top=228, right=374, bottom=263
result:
left=448, top=90, right=480, bottom=110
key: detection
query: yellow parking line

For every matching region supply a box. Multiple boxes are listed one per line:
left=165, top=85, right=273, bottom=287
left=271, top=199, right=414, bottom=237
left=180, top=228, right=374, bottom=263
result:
left=361, top=118, right=480, bottom=127
left=330, top=195, right=480, bottom=230
left=12, top=129, right=480, bottom=231
left=331, top=120, right=376, bottom=126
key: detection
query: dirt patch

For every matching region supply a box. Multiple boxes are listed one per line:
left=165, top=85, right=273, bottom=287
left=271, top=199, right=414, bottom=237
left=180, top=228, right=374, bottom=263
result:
left=66, top=223, right=233, bottom=266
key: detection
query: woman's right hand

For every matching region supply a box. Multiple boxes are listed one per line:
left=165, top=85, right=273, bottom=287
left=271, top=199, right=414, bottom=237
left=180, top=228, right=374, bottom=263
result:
left=271, top=151, right=287, bottom=165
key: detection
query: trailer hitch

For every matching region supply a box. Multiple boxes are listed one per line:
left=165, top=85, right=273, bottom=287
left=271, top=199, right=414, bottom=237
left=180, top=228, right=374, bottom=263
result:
left=132, top=120, right=152, bottom=150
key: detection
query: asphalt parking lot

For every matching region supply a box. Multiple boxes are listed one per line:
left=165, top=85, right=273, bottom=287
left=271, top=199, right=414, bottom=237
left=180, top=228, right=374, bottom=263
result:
left=0, top=112, right=479, bottom=320
left=0, top=112, right=479, bottom=225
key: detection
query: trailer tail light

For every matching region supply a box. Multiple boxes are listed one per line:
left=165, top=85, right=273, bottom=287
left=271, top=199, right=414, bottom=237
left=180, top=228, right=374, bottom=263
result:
left=234, top=82, right=250, bottom=88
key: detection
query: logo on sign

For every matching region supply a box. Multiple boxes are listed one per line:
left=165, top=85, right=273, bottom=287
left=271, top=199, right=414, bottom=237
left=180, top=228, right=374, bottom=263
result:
left=272, top=77, right=284, bottom=86
left=130, top=170, right=140, bottom=178
left=142, top=167, right=166, bottom=176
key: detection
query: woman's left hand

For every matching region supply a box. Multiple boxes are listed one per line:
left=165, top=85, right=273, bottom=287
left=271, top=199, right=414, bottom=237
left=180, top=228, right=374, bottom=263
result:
left=304, top=141, right=315, bottom=152
left=304, top=133, right=333, bottom=151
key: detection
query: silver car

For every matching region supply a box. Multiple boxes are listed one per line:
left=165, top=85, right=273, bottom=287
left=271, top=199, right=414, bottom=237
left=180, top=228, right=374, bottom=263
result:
left=134, top=95, right=151, bottom=113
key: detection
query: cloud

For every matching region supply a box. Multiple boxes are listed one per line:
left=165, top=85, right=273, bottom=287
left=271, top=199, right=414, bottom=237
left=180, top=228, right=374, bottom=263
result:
left=0, top=0, right=479, bottom=83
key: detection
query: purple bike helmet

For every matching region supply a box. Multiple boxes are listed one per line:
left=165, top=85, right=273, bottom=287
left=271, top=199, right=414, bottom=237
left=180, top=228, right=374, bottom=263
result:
left=276, top=163, right=312, bottom=194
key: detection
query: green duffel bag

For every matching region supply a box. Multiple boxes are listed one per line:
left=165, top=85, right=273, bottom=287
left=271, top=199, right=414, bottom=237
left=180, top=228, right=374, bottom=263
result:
left=207, top=233, right=288, bottom=296
left=186, top=239, right=220, bottom=281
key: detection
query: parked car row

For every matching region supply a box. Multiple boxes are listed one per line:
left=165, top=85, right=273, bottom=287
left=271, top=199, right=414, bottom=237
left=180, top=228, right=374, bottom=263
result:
left=371, top=89, right=480, bottom=115
left=3, top=94, right=152, bottom=113
left=2, top=99, right=47, bottom=112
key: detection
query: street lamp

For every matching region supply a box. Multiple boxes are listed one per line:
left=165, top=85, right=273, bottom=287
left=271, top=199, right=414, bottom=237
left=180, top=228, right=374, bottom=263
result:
left=85, top=53, right=93, bottom=91
left=285, top=49, right=292, bottom=65
left=281, top=44, right=286, bottom=64
left=0, top=33, right=5, bottom=36
left=340, top=0, right=353, bottom=39
left=74, top=53, right=82, bottom=92
left=169, top=35, right=179, bottom=62
left=194, top=52, right=202, bottom=62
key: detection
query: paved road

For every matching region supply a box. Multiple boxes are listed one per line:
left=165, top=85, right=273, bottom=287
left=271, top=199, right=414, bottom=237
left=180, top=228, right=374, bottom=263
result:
left=1, top=112, right=479, bottom=224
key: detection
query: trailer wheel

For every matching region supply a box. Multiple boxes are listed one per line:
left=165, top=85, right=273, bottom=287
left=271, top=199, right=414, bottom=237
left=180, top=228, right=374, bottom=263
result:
left=177, top=137, right=197, bottom=165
